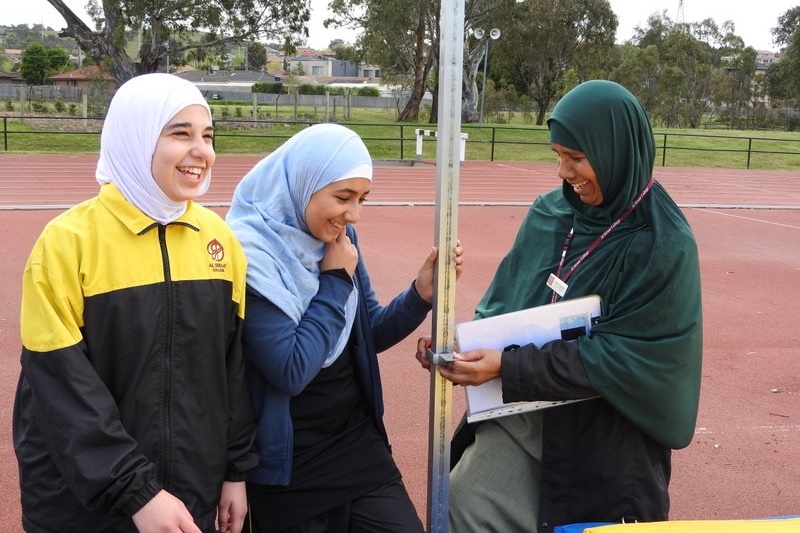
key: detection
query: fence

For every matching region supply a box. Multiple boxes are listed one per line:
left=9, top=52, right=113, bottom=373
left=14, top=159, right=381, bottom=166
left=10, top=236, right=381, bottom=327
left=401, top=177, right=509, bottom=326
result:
left=0, top=83, right=425, bottom=115
left=1, top=115, right=798, bottom=170
left=0, top=84, right=86, bottom=103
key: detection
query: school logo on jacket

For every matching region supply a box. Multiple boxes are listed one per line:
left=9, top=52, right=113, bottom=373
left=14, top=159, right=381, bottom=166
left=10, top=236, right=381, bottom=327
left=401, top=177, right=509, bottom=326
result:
left=207, top=239, right=227, bottom=272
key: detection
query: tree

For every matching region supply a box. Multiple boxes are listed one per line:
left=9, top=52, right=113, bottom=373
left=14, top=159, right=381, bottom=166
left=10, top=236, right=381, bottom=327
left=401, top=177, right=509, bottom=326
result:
left=20, top=43, right=49, bottom=85
left=329, top=0, right=515, bottom=123
left=247, top=42, right=268, bottom=71
left=329, top=40, right=361, bottom=63
left=630, top=10, right=671, bottom=49
left=768, top=36, right=800, bottom=109
left=282, top=35, right=298, bottom=72
left=609, top=44, right=663, bottom=111
left=766, top=6, right=800, bottom=112
left=0, top=23, right=78, bottom=51
left=329, top=0, right=438, bottom=122
left=0, top=52, right=11, bottom=72
left=493, top=0, right=617, bottom=125
left=771, top=6, right=800, bottom=49
left=462, top=29, right=487, bottom=123
left=19, top=42, right=73, bottom=85
left=715, top=27, right=757, bottom=129
left=461, top=0, right=514, bottom=123
left=45, top=0, right=311, bottom=85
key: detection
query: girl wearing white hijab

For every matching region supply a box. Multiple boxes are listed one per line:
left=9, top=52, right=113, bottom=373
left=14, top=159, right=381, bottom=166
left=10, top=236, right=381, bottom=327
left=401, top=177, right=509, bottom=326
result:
left=226, top=124, right=462, bottom=532
left=96, top=73, right=214, bottom=222
left=14, top=73, right=257, bottom=533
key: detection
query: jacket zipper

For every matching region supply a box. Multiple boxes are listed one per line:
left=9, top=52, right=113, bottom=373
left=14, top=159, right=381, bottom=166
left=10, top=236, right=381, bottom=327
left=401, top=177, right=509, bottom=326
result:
left=158, top=224, right=174, bottom=487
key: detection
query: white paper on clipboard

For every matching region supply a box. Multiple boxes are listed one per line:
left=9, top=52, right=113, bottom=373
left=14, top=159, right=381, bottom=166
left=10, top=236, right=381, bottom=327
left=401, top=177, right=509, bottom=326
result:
left=455, top=295, right=603, bottom=423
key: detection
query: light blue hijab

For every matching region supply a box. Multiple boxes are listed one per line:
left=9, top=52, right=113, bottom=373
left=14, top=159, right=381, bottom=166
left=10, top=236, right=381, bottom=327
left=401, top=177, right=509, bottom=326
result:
left=226, top=124, right=373, bottom=366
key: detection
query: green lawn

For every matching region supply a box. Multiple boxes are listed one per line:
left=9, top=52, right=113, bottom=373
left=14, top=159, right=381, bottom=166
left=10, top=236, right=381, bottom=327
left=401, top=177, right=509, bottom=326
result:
left=1, top=109, right=798, bottom=171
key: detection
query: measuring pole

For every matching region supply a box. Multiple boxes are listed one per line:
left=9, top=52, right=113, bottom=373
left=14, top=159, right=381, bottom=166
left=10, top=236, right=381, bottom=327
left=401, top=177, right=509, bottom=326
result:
left=426, top=0, right=465, bottom=531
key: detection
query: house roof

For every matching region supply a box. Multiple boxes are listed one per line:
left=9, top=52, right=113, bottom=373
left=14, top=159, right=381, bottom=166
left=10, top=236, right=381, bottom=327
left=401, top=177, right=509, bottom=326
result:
left=175, top=70, right=282, bottom=84
left=296, top=47, right=322, bottom=57
left=48, top=65, right=114, bottom=81
left=0, top=70, right=23, bottom=81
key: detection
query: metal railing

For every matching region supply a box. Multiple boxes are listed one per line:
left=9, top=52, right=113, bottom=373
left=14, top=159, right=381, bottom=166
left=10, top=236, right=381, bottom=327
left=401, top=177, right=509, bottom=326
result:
left=1, top=115, right=798, bottom=170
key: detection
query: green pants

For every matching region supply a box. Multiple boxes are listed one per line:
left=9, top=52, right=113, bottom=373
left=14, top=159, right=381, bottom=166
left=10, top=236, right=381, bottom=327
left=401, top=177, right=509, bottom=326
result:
left=449, top=411, right=544, bottom=532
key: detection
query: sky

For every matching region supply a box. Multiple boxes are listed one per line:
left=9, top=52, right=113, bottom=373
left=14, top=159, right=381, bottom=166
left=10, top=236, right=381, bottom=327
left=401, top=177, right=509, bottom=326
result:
left=1, top=0, right=796, bottom=51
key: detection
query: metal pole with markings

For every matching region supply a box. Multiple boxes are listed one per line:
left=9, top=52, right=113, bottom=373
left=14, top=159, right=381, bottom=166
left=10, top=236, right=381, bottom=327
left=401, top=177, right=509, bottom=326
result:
left=426, top=0, right=465, bottom=531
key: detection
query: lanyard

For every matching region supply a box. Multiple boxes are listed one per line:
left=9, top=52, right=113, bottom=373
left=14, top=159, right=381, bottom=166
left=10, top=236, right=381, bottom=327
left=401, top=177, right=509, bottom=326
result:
left=549, top=176, right=655, bottom=303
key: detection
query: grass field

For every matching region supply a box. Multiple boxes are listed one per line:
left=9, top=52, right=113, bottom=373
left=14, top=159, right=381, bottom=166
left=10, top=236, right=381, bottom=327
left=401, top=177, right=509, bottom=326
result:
left=1, top=105, right=798, bottom=171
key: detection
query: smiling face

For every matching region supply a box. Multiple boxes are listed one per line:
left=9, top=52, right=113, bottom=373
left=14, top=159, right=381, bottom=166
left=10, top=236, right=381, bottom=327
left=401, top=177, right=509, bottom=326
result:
left=551, top=142, right=604, bottom=206
left=151, top=104, right=215, bottom=202
left=305, top=177, right=371, bottom=242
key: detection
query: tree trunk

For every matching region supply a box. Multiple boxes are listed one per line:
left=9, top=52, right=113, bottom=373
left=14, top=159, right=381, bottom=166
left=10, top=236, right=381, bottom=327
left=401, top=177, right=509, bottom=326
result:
left=429, top=44, right=440, bottom=124
left=397, top=2, right=430, bottom=122
left=50, top=0, right=138, bottom=84
left=429, top=87, right=439, bottom=123
left=462, top=39, right=485, bottom=123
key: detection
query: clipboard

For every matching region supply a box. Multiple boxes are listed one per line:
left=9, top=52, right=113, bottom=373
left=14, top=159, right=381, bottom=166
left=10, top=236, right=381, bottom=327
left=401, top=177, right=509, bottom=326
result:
left=455, top=295, right=603, bottom=423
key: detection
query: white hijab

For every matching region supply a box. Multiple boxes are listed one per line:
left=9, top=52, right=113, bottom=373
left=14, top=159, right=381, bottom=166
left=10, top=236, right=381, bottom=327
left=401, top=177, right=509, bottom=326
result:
left=226, top=124, right=373, bottom=367
left=96, top=73, right=212, bottom=224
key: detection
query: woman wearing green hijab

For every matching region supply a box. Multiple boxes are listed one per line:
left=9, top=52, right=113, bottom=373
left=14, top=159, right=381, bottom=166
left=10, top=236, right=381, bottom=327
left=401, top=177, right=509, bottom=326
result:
left=427, top=80, right=702, bottom=531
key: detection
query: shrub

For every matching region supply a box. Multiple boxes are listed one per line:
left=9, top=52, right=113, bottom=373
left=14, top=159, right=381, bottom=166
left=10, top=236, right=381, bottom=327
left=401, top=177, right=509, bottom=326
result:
left=355, top=86, right=380, bottom=97
left=31, top=100, right=50, bottom=113
left=251, top=82, right=284, bottom=94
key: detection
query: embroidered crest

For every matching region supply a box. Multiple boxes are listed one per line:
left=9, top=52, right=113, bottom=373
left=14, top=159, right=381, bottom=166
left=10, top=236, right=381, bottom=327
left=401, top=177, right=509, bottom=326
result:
left=207, top=239, right=225, bottom=261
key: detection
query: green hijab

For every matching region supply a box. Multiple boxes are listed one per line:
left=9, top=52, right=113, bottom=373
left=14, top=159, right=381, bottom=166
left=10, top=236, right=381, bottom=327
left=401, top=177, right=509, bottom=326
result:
left=476, top=80, right=702, bottom=449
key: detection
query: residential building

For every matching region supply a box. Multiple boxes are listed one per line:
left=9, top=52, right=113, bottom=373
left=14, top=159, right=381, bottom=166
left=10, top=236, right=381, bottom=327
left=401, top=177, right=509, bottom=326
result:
left=287, top=56, right=380, bottom=80
left=755, top=49, right=781, bottom=73
left=0, top=70, right=24, bottom=85
left=48, top=65, right=117, bottom=91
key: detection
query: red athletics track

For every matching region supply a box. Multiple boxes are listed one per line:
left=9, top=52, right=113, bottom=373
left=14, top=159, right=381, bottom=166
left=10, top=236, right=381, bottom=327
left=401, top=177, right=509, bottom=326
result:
left=1, top=154, right=799, bottom=526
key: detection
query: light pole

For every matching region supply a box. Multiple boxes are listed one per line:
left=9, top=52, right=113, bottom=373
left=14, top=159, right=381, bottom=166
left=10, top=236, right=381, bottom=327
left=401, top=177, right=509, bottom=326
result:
left=473, top=27, right=501, bottom=126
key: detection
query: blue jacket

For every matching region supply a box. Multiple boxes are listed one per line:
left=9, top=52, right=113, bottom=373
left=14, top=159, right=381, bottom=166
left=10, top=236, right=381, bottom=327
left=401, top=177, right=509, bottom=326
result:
left=242, top=226, right=432, bottom=485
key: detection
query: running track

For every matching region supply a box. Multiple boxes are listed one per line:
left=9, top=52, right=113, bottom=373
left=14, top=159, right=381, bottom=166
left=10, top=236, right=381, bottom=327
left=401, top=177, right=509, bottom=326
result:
left=1, top=154, right=799, bottom=526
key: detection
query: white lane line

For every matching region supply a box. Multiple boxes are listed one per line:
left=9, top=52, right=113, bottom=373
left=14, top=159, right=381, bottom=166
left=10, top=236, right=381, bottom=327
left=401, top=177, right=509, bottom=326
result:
left=696, top=208, right=800, bottom=229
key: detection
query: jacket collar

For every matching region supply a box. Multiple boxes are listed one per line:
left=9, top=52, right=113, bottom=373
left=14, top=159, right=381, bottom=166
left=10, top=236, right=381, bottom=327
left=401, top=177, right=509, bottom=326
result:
left=98, top=182, right=201, bottom=235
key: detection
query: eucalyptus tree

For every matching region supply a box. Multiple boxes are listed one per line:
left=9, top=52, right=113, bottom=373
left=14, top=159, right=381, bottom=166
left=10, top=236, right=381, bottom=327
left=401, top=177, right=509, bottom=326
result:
left=715, top=32, right=757, bottom=129
left=461, top=0, right=514, bottom=123
left=622, top=12, right=739, bottom=129
left=45, top=0, right=310, bottom=85
left=247, top=42, right=268, bottom=71
left=328, top=39, right=361, bottom=63
left=766, top=6, right=800, bottom=110
left=661, top=27, right=718, bottom=128
left=771, top=6, right=800, bottom=48
left=631, top=10, right=673, bottom=52
left=329, top=0, right=519, bottom=123
left=609, top=44, right=663, bottom=111
left=493, top=0, right=617, bottom=125
left=328, top=0, right=438, bottom=122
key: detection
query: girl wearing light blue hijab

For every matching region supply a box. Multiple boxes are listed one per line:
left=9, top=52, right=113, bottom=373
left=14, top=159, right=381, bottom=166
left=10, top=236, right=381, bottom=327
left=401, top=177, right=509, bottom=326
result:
left=226, top=124, right=462, bottom=532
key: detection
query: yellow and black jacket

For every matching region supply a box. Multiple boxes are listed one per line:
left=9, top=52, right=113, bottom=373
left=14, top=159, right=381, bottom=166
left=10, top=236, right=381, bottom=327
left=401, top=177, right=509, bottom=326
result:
left=13, top=183, right=257, bottom=533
